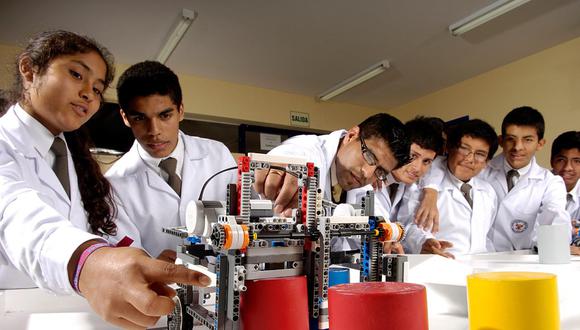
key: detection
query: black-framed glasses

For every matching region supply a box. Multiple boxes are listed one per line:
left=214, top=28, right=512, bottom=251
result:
left=457, top=145, right=488, bottom=163
left=360, top=137, right=389, bottom=181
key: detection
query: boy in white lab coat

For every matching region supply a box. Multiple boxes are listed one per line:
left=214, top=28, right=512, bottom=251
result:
left=347, top=116, right=444, bottom=225
left=401, top=119, right=499, bottom=257
left=254, top=113, right=411, bottom=251
left=486, top=107, right=570, bottom=251
left=550, top=131, right=580, bottom=251
left=106, top=61, right=237, bottom=258
left=551, top=131, right=580, bottom=222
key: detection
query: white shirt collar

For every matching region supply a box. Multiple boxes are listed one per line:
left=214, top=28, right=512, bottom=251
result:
left=503, top=157, right=532, bottom=177
left=446, top=167, right=474, bottom=191
left=137, top=133, right=185, bottom=179
left=13, top=103, right=66, bottom=163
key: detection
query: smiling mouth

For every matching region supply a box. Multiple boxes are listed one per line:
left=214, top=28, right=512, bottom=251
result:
left=147, top=142, right=168, bottom=150
left=71, top=103, right=88, bottom=116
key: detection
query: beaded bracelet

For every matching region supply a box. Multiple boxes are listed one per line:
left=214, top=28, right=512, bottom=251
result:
left=73, top=242, right=110, bottom=293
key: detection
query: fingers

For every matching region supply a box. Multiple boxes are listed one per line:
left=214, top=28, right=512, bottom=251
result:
left=113, top=300, right=163, bottom=328
left=431, top=214, right=440, bottom=233
left=142, top=258, right=211, bottom=287
left=274, top=174, right=298, bottom=214
left=150, top=282, right=177, bottom=298
left=438, top=240, right=453, bottom=249
left=108, top=317, right=149, bottom=330
left=253, top=168, right=268, bottom=195
left=123, top=279, right=176, bottom=317
left=264, top=169, right=285, bottom=200
left=383, top=242, right=393, bottom=254
left=157, top=249, right=177, bottom=263
left=392, top=242, right=405, bottom=254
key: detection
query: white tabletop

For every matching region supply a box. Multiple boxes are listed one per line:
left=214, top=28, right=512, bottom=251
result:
left=2, top=251, right=579, bottom=329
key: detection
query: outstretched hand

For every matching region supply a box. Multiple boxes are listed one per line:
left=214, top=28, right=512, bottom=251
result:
left=79, top=247, right=211, bottom=329
left=421, top=238, right=454, bottom=259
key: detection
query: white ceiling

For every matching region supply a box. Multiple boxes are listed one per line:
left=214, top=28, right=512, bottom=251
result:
left=1, top=0, right=580, bottom=110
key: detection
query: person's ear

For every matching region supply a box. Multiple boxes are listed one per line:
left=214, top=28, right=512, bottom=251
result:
left=536, top=138, right=546, bottom=150
left=343, top=126, right=360, bottom=144
left=18, top=56, right=35, bottom=89
left=177, top=103, right=185, bottom=122
left=498, top=135, right=504, bottom=147
left=119, top=109, right=131, bottom=128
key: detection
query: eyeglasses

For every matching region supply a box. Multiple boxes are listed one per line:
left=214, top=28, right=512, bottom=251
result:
left=457, top=145, right=488, bottom=163
left=360, top=137, right=389, bottom=181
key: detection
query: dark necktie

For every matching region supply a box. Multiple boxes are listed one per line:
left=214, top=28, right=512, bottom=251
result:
left=460, top=183, right=473, bottom=208
left=567, top=193, right=574, bottom=209
left=50, top=137, right=70, bottom=198
left=388, top=183, right=399, bottom=204
left=506, top=169, right=520, bottom=192
left=159, top=157, right=181, bottom=196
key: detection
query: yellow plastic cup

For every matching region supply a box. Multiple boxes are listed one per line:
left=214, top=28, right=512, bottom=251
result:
left=467, top=272, right=559, bottom=330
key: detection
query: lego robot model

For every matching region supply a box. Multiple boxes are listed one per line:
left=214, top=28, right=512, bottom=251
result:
left=163, top=153, right=406, bottom=330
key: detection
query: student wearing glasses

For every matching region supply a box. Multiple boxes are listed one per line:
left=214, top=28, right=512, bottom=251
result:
left=254, top=113, right=410, bottom=251
left=400, top=120, right=499, bottom=258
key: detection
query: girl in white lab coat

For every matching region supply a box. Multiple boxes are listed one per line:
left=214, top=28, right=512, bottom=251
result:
left=0, top=30, right=209, bottom=329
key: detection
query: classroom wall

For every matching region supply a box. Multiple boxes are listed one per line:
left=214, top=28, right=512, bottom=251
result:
left=0, top=45, right=381, bottom=133
left=389, top=36, right=580, bottom=168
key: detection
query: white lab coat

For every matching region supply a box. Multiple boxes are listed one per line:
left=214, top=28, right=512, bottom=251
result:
left=106, top=132, right=237, bottom=257
left=484, top=155, right=570, bottom=251
left=347, top=183, right=406, bottom=221
left=269, top=130, right=345, bottom=202
left=399, top=167, right=497, bottom=255
left=268, top=130, right=359, bottom=251
left=567, top=179, right=580, bottom=221
left=0, top=105, right=100, bottom=292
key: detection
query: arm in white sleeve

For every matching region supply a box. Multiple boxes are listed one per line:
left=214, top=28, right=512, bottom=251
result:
left=537, top=175, right=572, bottom=240
left=0, top=150, right=102, bottom=294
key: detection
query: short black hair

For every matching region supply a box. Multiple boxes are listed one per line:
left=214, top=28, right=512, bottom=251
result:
left=405, top=116, right=444, bottom=155
left=447, top=119, right=498, bottom=160
left=117, top=60, right=182, bottom=111
left=501, top=106, right=545, bottom=140
left=551, top=131, right=580, bottom=161
left=358, top=113, right=410, bottom=168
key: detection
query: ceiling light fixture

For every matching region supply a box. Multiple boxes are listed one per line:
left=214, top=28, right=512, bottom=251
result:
left=449, top=0, right=531, bottom=36
left=316, top=60, right=390, bottom=102
left=156, top=8, right=198, bottom=64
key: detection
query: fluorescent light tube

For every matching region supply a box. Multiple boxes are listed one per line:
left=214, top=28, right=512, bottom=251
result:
left=156, top=9, right=197, bottom=63
left=316, top=60, right=390, bottom=102
left=449, top=0, right=531, bottom=36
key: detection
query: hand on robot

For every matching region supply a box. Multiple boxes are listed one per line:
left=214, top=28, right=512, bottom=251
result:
left=254, top=167, right=299, bottom=217
left=571, top=246, right=580, bottom=256
left=383, top=241, right=405, bottom=254
left=78, top=246, right=211, bottom=329
left=421, top=238, right=454, bottom=259
left=414, top=188, right=440, bottom=233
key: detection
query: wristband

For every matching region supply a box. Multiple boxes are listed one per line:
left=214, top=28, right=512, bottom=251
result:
left=73, top=242, right=110, bottom=293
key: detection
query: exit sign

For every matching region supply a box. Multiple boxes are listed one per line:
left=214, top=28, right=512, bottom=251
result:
left=290, top=111, right=310, bottom=127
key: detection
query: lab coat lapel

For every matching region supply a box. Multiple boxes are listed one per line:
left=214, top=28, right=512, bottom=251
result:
left=1, top=109, right=71, bottom=205
left=181, top=135, right=208, bottom=204
left=32, top=154, right=71, bottom=204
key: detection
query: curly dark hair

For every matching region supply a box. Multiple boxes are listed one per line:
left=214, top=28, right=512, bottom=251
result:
left=117, top=60, right=182, bottom=111
left=10, top=30, right=117, bottom=236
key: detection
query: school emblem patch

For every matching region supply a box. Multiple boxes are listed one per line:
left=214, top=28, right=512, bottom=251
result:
left=511, top=220, right=528, bottom=233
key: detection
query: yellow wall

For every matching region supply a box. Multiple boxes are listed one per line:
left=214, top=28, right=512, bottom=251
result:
left=0, top=45, right=380, bottom=132
left=389, top=36, right=580, bottom=167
